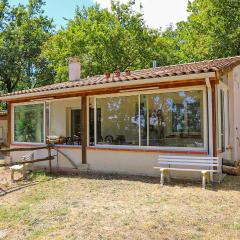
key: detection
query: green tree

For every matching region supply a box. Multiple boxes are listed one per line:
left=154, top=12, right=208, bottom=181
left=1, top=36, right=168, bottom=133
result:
left=175, top=0, right=240, bottom=61
left=42, top=1, right=173, bottom=82
left=0, top=0, right=55, bottom=93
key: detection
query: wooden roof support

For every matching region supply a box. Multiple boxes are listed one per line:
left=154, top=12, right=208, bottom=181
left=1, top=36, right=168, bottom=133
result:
left=7, top=103, right=11, bottom=147
left=205, top=77, right=214, bottom=157
left=81, top=95, right=87, bottom=164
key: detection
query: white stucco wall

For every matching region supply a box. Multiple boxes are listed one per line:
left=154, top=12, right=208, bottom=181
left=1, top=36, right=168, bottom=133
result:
left=50, top=98, right=81, bottom=137
left=87, top=148, right=206, bottom=178
left=231, top=65, right=240, bottom=160
left=9, top=144, right=207, bottom=178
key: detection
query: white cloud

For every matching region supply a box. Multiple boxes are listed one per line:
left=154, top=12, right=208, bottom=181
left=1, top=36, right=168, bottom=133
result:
left=94, top=0, right=189, bottom=29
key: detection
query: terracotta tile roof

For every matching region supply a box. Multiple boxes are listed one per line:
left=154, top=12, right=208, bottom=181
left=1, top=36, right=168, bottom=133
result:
left=2, top=56, right=240, bottom=98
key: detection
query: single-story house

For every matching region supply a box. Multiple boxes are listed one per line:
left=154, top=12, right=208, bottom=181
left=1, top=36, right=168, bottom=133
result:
left=1, top=56, right=240, bottom=178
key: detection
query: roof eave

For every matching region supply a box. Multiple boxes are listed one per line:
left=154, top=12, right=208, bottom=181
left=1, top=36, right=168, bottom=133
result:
left=0, top=72, right=216, bottom=102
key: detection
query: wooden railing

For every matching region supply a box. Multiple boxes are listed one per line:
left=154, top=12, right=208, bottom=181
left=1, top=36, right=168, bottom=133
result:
left=0, top=144, right=78, bottom=172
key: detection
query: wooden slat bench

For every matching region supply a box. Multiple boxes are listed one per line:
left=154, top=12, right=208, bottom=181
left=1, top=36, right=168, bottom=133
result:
left=9, top=152, right=34, bottom=182
left=154, top=155, right=221, bottom=189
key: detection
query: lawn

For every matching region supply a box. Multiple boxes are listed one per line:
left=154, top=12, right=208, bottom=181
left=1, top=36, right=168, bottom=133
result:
left=0, top=170, right=240, bottom=240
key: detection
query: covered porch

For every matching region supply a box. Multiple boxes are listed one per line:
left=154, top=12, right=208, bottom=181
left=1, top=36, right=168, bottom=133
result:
left=9, top=81, right=216, bottom=176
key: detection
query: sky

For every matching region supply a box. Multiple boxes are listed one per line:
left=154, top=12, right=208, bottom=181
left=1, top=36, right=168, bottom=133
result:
left=9, top=0, right=190, bottom=29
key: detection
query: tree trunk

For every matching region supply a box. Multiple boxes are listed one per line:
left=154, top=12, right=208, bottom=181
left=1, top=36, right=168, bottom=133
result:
left=6, top=79, right=12, bottom=93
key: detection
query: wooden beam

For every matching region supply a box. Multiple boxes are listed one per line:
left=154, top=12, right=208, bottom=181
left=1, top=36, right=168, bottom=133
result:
left=211, top=82, right=217, bottom=157
left=0, top=145, right=50, bottom=153
left=81, top=96, right=87, bottom=164
left=0, top=156, right=55, bottom=167
left=7, top=103, right=11, bottom=147
left=206, top=78, right=214, bottom=157
left=7, top=78, right=217, bottom=104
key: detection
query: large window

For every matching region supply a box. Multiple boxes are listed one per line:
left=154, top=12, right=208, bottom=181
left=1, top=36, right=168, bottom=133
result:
left=91, top=89, right=205, bottom=148
left=141, top=90, right=204, bottom=148
left=14, top=103, right=44, bottom=143
left=96, top=96, right=139, bottom=145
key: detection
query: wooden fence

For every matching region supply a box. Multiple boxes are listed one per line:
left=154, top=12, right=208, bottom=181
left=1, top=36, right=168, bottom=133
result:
left=0, top=144, right=78, bottom=172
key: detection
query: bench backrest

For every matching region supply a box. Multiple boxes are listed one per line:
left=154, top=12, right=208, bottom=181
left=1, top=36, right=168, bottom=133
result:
left=158, top=155, right=221, bottom=172
left=20, top=152, right=34, bottom=164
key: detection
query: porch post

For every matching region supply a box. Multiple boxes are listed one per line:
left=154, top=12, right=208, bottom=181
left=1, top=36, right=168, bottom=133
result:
left=211, top=84, right=217, bottom=157
left=7, top=102, right=11, bottom=147
left=81, top=95, right=87, bottom=164
left=206, top=78, right=214, bottom=156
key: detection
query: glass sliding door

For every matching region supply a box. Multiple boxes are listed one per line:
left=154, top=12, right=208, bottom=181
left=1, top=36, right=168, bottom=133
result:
left=92, top=88, right=205, bottom=149
left=140, top=90, right=204, bottom=148
left=96, top=95, right=139, bottom=145
left=218, top=85, right=229, bottom=154
left=14, top=103, right=44, bottom=143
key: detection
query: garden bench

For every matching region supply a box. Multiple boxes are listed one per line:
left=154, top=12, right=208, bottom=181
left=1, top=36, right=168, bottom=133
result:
left=10, top=152, right=34, bottom=182
left=154, top=155, right=221, bottom=189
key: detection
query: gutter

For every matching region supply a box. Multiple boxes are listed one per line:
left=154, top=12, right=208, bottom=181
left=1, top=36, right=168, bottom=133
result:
left=0, top=72, right=216, bottom=102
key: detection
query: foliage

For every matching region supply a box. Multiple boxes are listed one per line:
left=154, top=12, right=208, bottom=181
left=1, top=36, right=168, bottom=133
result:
left=0, top=0, right=55, bottom=93
left=0, top=0, right=240, bottom=92
left=175, top=0, right=240, bottom=61
left=41, top=1, right=175, bottom=82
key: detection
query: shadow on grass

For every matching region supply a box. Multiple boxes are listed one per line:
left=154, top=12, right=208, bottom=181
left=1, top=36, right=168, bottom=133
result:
left=53, top=171, right=240, bottom=191
left=1, top=170, right=239, bottom=196
left=49, top=171, right=222, bottom=190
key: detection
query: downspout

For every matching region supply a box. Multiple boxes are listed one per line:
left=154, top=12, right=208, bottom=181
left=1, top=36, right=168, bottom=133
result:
left=205, top=77, right=213, bottom=157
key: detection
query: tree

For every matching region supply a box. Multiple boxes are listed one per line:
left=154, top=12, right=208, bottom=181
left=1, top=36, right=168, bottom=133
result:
left=42, top=1, right=173, bottom=82
left=175, top=0, right=240, bottom=61
left=0, top=0, right=55, bottom=93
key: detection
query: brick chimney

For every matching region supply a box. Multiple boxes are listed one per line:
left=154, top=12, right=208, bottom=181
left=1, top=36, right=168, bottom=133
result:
left=68, top=57, right=80, bottom=81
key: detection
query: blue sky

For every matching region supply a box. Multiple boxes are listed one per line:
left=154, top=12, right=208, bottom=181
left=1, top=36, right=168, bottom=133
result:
left=9, top=0, right=189, bottom=29
left=9, top=0, right=95, bottom=28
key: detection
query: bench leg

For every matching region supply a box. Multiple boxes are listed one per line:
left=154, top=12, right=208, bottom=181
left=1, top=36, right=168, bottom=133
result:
left=202, top=171, right=209, bottom=189
left=160, top=169, right=165, bottom=186
left=166, top=170, right=171, bottom=183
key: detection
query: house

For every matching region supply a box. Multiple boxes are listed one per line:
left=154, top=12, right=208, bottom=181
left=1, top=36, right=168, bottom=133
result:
left=1, top=56, right=240, bottom=178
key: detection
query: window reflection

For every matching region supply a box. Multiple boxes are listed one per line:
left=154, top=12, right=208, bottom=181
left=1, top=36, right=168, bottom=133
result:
left=14, top=104, right=44, bottom=143
left=96, top=96, right=139, bottom=145
left=141, top=90, right=204, bottom=148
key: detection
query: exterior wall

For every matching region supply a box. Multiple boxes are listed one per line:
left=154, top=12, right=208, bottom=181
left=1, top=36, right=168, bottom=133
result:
left=50, top=98, right=81, bottom=137
left=230, top=66, right=240, bottom=160
left=87, top=148, right=207, bottom=178
left=9, top=144, right=208, bottom=178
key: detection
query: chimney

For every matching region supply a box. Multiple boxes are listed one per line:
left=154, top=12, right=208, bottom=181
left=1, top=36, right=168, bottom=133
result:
left=114, top=70, right=121, bottom=78
left=152, top=60, right=157, bottom=69
left=68, top=57, right=80, bottom=81
left=104, top=72, right=111, bottom=79
left=125, top=69, right=131, bottom=76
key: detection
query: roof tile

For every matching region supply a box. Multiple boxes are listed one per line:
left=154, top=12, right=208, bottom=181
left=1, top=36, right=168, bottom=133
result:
left=2, top=56, right=240, bottom=98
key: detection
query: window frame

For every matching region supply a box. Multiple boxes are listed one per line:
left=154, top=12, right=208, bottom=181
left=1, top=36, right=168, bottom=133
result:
left=69, top=107, right=81, bottom=138
left=91, top=86, right=208, bottom=151
left=217, top=82, right=230, bottom=153
left=12, top=101, right=46, bottom=145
